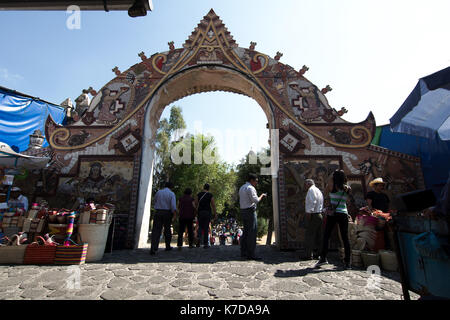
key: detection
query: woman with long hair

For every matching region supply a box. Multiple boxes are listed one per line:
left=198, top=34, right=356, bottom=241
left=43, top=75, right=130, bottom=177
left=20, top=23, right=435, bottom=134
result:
left=315, top=170, right=352, bottom=269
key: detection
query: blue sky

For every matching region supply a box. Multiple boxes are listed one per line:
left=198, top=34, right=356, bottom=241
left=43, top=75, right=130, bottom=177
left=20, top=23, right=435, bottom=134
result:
left=1, top=0, right=449, bottom=163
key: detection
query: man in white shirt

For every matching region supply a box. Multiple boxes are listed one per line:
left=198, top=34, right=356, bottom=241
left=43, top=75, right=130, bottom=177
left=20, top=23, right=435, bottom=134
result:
left=302, top=179, right=324, bottom=261
left=238, top=173, right=267, bottom=260
left=150, top=182, right=177, bottom=255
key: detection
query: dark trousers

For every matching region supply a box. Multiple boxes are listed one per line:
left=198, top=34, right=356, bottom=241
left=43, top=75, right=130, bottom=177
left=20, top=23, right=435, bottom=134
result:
left=240, top=208, right=257, bottom=258
left=198, top=210, right=211, bottom=246
left=151, top=210, right=172, bottom=251
left=321, top=213, right=350, bottom=263
left=177, top=218, right=194, bottom=247
left=304, top=213, right=323, bottom=258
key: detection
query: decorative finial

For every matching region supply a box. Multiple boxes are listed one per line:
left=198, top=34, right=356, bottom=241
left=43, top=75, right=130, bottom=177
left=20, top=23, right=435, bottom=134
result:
left=249, top=42, right=257, bottom=51
left=299, top=65, right=309, bottom=75
left=321, top=85, right=332, bottom=94
left=138, top=51, right=147, bottom=61
left=275, top=52, right=283, bottom=61
left=168, top=41, right=175, bottom=51
left=112, top=67, right=121, bottom=76
left=87, top=86, right=97, bottom=96
left=336, top=107, right=348, bottom=116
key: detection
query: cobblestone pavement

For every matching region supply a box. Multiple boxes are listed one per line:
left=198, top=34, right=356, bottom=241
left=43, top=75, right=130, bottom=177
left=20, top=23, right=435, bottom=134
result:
left=0, top=245, right=419, bottom=300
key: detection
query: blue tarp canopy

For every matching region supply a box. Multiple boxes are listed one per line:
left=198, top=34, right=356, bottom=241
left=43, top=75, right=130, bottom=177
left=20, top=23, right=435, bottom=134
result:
left=372, top=125, right=450, bottom=198
left=0, top=86, right=66, bottom=152
left=390, top=66, right=450, bottom=140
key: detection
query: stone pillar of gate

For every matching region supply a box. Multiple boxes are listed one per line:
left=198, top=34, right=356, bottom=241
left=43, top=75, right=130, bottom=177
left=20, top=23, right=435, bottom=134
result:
left=134, top=99, right=158, bottom=249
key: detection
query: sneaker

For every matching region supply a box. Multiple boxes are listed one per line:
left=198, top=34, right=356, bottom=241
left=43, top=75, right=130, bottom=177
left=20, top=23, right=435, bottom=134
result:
left=314, top=258, right=328, bottom=268
left=165, top=247, right=173, bottom=251
left=343, top=262, right=352, bottom=270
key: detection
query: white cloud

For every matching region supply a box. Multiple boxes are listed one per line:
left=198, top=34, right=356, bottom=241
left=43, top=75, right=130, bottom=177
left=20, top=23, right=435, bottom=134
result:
left=0, top=68, right=24, bottom=84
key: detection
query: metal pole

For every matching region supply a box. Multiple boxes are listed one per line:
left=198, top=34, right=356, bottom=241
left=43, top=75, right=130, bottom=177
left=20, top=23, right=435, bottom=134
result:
left=393, top=221, right=411, bottom=300
left=5, top=157, right=18, bottom=203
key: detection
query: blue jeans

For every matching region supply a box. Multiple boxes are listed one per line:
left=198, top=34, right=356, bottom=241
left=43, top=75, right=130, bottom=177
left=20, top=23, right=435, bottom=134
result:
left=240, top=208, right=257, bottom=258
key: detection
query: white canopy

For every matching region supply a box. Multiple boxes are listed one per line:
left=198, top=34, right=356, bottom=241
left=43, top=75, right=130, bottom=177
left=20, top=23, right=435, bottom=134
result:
left=0, top=141, right=50, bottom=169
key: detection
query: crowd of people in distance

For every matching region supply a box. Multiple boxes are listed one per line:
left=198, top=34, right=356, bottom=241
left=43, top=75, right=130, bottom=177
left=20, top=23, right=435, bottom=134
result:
left=150, top=173, right=267, bottom=260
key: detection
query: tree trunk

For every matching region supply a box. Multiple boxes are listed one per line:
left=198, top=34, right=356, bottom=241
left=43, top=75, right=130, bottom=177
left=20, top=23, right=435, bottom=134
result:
left=266, top=217, right=273, bottom=245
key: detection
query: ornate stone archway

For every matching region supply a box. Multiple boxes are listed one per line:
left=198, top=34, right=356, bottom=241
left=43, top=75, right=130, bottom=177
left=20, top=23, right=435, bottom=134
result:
left=45, top=9, right=424, bottom=249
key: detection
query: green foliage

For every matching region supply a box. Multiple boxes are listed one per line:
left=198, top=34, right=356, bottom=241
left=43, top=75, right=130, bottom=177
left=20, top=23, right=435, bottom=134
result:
left=167, top=133, right=236, bottom=214
left=153, top=106, right=186, bottom=189
left=153, top=107, right=236, bottom=215
left=257, top=216, right=269, bottom=239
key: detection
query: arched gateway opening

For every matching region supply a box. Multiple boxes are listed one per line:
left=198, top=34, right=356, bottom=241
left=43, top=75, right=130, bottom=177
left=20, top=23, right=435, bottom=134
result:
left=136, top=65, right=280, bottom=248
left=45, top=9, right=424, bottom=250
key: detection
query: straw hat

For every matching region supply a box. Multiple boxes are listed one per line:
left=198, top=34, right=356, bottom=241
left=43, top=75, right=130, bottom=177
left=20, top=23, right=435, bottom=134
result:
left=369, top=178, right=386, bottom=187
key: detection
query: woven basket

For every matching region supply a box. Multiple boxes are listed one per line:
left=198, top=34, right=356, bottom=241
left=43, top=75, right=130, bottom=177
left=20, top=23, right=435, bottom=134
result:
left=0, top=245, right=28, bottom=264
left=54, top=243, right=88, bottom=265
left=24, top=238, right=57, bottom=265
left=379, top=250, right=398, bottom=271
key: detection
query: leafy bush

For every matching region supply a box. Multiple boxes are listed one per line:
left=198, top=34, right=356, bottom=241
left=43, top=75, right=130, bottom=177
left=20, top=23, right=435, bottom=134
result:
left=257, top=217, right=268, bottom=239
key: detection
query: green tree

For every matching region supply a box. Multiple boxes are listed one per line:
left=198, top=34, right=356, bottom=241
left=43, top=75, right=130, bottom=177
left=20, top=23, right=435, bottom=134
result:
left=167, top=133, right=236, bottom=214
left=153, top=106, right=186, bottom=189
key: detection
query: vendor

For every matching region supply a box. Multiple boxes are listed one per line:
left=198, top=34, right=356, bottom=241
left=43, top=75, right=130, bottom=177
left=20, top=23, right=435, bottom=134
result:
left=366, top=178, right=390, bottom=213
left=9, top=187, right=28, bottom=211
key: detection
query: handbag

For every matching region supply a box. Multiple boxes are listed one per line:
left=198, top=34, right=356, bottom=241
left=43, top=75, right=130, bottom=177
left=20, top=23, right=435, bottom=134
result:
left=54, top=239, right=88, bottom=265
left=23, top=236, right=57, bottom=265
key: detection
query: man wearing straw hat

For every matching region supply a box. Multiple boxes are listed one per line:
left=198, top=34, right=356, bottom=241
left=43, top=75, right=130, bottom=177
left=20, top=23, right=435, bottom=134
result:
left=366, top=177, right=390, bottom=213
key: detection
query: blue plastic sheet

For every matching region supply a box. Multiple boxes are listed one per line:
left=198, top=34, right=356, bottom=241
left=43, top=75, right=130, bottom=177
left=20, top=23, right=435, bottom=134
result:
left=374, top=125, right=450, bottom=198
left=390, top=66, right=450, bottom=140
left=0, top=87, right=66, bottom=152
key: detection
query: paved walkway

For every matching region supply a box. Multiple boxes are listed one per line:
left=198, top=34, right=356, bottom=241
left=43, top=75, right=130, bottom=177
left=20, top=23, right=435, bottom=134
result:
left=0, top=245, right=419, bottom=300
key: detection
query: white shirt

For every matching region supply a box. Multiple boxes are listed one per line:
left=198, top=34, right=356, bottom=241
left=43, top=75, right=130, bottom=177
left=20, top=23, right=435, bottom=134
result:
left=305, top=185, right=323, bottom=214
left=154, top=188, right=176, bottom=212
left=239, top=182, right=259, bottom=209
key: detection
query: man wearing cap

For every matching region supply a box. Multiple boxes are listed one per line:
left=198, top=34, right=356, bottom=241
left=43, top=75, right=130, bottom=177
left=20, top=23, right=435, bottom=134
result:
left=9, top=187, right=28, bottom=211
left=301, top=179, right=324, bottom=260
left=366, top=178, right=390, bottom=212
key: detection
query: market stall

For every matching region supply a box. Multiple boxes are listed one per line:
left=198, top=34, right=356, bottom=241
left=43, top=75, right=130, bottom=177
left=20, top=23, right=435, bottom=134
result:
left=0, top=142, right=114, bottom=265
left=388, top=66, right=450, bottom=299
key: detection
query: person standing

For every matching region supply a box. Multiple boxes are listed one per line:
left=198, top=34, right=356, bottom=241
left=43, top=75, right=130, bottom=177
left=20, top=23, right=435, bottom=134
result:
left=315, top=170, right=352, bottom=269
left=195, top=184, right=217, bottom=249
left=366, top=178, right=390, bottom=213
left=177, top=188, right=196, bottom=249
left=9, top=187, right=28, bottom=211
left=301, top=179, right=324, bottom=260
left=239, top=173, right=267, bottom=260
left=150, top=182, right=177, bottom=255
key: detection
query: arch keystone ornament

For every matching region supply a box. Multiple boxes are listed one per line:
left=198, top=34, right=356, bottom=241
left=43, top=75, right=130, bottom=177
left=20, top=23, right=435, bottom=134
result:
left=45, top=9, right=424, bottom=250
